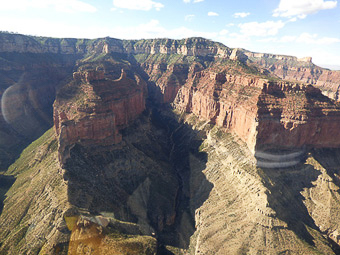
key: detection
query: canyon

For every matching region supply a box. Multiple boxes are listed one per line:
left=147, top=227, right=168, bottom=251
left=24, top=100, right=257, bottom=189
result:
left=0, top=32, right=340, bottom=254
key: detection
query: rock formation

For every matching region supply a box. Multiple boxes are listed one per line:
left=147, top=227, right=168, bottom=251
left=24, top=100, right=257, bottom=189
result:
left=242, top=49, right=340, bottom=100
left=172, top=64, right=340, bottom=157
left=54, top=68, right=146, bottom=165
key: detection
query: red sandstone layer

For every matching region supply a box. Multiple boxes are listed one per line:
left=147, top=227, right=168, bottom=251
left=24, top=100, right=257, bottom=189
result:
left=54, top=69, right=146, bottom=165
left=172, top=67, right=340, bottom=152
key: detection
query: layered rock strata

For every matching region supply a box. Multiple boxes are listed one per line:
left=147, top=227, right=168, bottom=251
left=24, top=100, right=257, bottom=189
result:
left=53, top=69, right=146, bottom=165
left=184, top=121, right=340, bottom=254
left=0, top=33, right=231, bottom=58
left=173, top=68, right=340, bottom=159
left=243, top=50, right=340, bottom=100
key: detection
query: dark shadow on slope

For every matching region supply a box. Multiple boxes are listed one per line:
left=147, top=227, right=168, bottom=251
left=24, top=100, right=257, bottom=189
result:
left=63, top=108, right=213, bottom=252
left=62, top=54, right=212, bottom=253
left=259, top=159, right=322, bottom=247
left=311, top=148, right=340, bottom=255
left=128, top=54, right=213, bottom=250
left=0, top=175, right=15, bottom=214
left=0, top=53, right=80, bottom=170
left=311, top=148, right=340, bottom=188
left=150, top=106, right=213, bottom=251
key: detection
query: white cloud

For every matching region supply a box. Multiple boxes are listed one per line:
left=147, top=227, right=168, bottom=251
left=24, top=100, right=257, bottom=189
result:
left=257, top=37, right=277, bottom=43
left=296, top=32, right=340, bottom=44
left=0, top=16, right=219, bottom=41
left=217, top=33, right=251, bottom=49
left=273, top=0, right=337, bottom=18
left=113, top=0, right=164, bottom=11
left=233, top=12, right=250, bottom=18
left=0, top=0, right=97, bottom=13
left=183, top=0, right=204, bottom=3
left=208, top=11, right=219, bottom=16
left=185, top=14, right=195, bottom=22
left=288, top=17, right=298, bottom=22
left=305, top=48, right=340, bottom=67
left=226, top=23, right=235, bottom=27
left=254, top=33, right=340, bottom=45
left=239, top=20, right=285, bottom=37
left=280, top=35, right=297, bottom=42
left=167, top=27, right=217, bottom=39
left=219, top=29, right=229, bottom=36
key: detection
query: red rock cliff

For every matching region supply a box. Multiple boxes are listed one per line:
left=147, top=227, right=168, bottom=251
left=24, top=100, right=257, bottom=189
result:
left=173, top=67, right=340, bottom=153
left=256, top=83, right=340, bottom=150
left=54, top=69, right=146, bottom=165
left=243, top=51, right=340, bottom=101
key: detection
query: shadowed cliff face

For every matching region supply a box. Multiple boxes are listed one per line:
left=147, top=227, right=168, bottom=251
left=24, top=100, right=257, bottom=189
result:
left=0, top=175, right=15, bottom=214
left=60, top=109, right=211, bottom=253
left=0, top=52, right=80, bottom=170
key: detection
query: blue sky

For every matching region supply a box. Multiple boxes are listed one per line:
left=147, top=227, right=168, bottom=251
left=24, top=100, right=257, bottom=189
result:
left=0, top=0, right=339, bottom=69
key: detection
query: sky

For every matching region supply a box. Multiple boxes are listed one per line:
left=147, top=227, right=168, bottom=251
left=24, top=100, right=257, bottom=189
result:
left=0, top=0, right=339, bottom=69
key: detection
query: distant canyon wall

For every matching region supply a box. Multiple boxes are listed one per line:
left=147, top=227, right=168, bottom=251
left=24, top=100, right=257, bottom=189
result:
left=243, top=50, right=340, bottom=100
left=0, top=33, right=231, bottom=58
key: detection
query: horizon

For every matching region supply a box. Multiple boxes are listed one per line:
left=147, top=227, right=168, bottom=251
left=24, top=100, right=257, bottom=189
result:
left=0, top=0, right=339, bottom=70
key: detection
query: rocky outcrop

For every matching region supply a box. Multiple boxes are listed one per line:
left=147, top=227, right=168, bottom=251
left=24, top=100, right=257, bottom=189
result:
left=67, top=215, right=157, bottom=255
left=230, top=48, right=248, bottom=62
left=256, top=84, right=340, bottom=150
left=130, top=37, right=231, bottom=57
left=174, top=70, right=261, bottom=152
left=173, top=67, right=340, bottom=156
left=54, top=69, right=146, bottom=165
left=243, top=50, right=340, bottom=100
